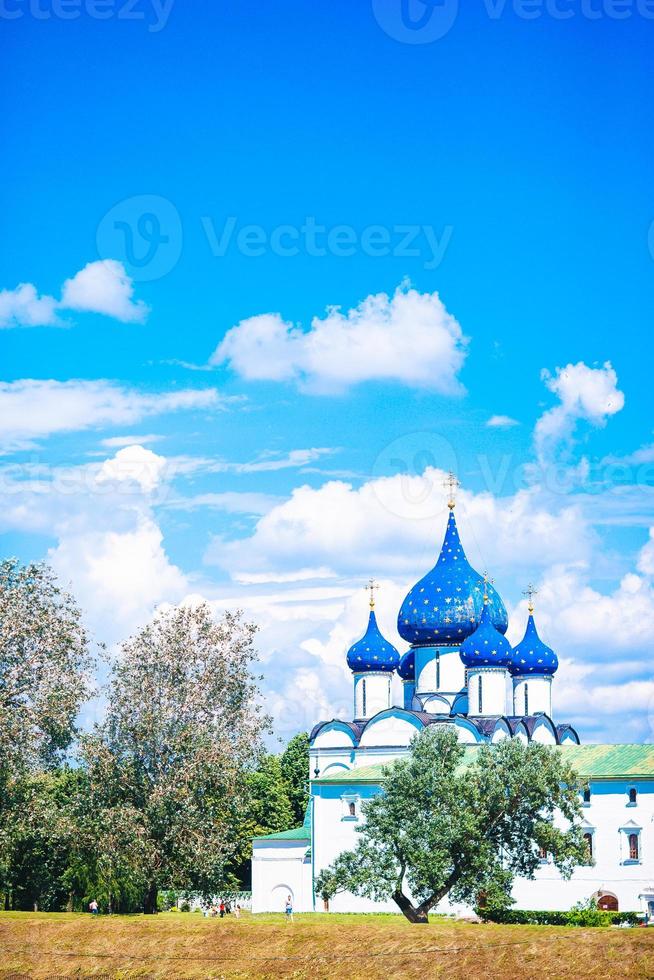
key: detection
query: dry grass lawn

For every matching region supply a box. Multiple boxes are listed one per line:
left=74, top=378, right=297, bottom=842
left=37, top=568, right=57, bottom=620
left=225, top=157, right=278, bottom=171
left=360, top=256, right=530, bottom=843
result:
left=0, top=910, right=652, bottom=980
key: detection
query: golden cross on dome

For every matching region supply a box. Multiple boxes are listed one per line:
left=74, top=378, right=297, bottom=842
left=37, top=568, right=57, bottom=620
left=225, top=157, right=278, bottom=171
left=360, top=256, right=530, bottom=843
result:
left=365, top=578, right=380, bottom=609
left=482, top=571, right=494, bottom=605
left=443, top=471, right=460, bottom=509
left=523, top=583, right=538, bottom=614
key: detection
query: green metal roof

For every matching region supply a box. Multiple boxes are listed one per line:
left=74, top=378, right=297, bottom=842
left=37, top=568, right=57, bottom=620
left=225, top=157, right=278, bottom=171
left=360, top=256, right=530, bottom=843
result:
left=253, top=826, right=311, bottom=841
left=313, top=744, right=654, bottom=785
left=559, top=744, right=654, bottom=778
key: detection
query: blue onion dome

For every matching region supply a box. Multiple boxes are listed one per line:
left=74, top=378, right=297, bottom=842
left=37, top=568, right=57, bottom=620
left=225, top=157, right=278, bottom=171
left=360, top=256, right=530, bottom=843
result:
left=511, top=612, right=558, bottom=676
left=346, top=609, right=400, bottom=673
left=397, top=507, right=508, bottom=646
left=459, top=601, right=514, bottom=669
left=397, top=649, right=415, bottom=682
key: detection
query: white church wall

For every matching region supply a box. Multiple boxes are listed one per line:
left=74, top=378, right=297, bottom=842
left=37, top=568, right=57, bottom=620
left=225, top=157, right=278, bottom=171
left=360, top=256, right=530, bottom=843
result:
left=530, top=716, right=557, bottom=744
left=357, top=709, right=423, bottom=748
left=467, top=668, right=508, bottom=716
left=513, top=675, right=552, bottom=717
left=251, top=840, right=312, bottom=913
left=353, top=672, right=392, bottom=719
left=415, top=647, right=465, bottom=697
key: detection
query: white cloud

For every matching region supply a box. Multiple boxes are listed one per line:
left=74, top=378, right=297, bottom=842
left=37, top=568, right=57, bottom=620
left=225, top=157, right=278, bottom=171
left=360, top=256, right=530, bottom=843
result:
left=0, top=380, right=227, bottom=450
left=61, top=260, right=148, bottom=323
left=0, top=260, right=147, bottom=328
left=167, top=491, right=280, bottom=515
left=487, top=414, right=519, bottom=428
left=49, top=517, right=188, bottom=641
left=100, top=434, right=164, bottom=449
left=211, top=284, right=468, bottom=395
left=534, top=361, right=625, bottom=463
left=205, top=468, right=595, bottom=580
left=0, top=282, right=60, bottom=328
left=96, top=445, right=168, bottom=493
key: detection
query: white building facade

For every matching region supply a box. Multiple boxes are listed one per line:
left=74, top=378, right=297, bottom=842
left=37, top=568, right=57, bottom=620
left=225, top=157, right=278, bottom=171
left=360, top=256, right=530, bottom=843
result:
left=252, top=503, right=654, bottom=918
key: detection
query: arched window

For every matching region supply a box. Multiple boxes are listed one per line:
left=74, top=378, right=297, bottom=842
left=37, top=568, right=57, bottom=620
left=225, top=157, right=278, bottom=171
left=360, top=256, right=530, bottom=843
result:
left=583, top=832, right=593, bottom=863
left=524, top=683, right=529, bottom=716
left=538, top=846, right=548, bottom=862
left=348, top=801, right=356, bottom=817
left=478, top=676, right=483, bottom=714
left=582, top=787, right=591, bottom=805
left=628, top=787, right=637, bottom=806
left=629, top=833, right=639, bottom=861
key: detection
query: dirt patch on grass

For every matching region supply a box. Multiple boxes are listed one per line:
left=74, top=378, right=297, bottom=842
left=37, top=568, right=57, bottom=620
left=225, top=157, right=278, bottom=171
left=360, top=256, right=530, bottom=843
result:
left=0, top=911, right=652, bottom=979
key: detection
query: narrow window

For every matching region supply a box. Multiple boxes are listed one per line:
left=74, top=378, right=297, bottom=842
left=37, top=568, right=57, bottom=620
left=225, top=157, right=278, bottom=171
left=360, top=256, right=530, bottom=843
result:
left=582, top=787, right=591, bottom=805
left=524, top=683, right=529, bottom=716
left=478, top=676, right=483, bottom=714
left=436, top=652, right=441, bottom=689
left=629, top=833, right=639, bottom=861
left=538, top=846, right=547, bottom=861
left=362, top=679, right=366, bottom=717
left=628, top=787, right=637, bottom=805
left=348, top=801, right=356, bottom=817
left=583, top=832, right=593, bottom=863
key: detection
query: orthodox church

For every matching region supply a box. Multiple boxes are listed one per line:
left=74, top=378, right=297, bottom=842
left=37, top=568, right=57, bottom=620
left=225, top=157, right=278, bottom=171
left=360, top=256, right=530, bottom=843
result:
left=252, top=487, right=654, bottom=918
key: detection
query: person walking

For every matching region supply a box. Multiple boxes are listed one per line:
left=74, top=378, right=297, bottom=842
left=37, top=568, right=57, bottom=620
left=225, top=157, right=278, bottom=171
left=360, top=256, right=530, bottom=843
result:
left=284, top=895, right=293, bottom=923
left=89, top=899, right=99, bottom=916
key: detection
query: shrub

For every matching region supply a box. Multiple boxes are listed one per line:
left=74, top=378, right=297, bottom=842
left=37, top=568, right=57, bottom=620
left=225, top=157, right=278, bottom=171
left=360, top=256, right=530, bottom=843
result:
left=479, top=903, right=639, bottom=928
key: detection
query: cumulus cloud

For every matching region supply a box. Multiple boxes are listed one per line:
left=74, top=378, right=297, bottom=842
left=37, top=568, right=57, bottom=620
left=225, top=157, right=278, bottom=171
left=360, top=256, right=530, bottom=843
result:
left=60, top=260, right=148, bottom=323
left=0, top=282, right=60, bottom=328
left=49, top=517, right=188, bottom=640
left=534, top=361, right=625, bottom=463
left=204, top=467, right=596, bottom=581
left=0, top=259, right=147, bottom=328
left=96, top=445, right=168, bottom=493
left=487, top=414, right=519, bottom=428
left=211, top=284, right=469, bottom=395
left=0, top=379, right=227, bottom=450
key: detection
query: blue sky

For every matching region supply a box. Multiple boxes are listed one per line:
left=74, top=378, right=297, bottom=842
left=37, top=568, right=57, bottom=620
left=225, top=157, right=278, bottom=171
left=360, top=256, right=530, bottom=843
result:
left=2, top=0, right=654, bottom=743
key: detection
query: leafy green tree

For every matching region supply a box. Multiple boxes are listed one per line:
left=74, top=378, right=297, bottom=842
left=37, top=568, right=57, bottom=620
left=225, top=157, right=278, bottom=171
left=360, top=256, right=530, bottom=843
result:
left=280, top=732, right=310, bottom=825
left=316, top=727, right=587, bottom=923
left=227, top=752, right=295, bottom=888
left=81, top=604, right=270, bottom=913
left=0, top=559, right=92, bottom=783
left=0, top=561, right=92, bottom=908
left=0, top=769, right=77, bottom=911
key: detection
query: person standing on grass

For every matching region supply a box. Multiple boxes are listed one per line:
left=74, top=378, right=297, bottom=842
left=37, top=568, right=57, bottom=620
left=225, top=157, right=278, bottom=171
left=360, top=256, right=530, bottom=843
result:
left=89, top=899, right=99, bottom=916
left=219, top=899, right=225, bottom=918
left=284, top=895, right=293, bottom=923
left=234, top=904, right=241, bottom=919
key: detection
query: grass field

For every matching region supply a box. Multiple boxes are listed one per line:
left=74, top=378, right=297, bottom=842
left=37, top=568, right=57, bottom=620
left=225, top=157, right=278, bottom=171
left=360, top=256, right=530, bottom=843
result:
left=0, top=911, right=653, bottom=980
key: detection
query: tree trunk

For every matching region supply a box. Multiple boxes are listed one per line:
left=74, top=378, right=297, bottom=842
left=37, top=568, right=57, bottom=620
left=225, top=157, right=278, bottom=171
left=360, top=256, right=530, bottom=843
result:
left=392, top=890, right=429, bottom=924
left=66, top=892, right=74, bottom=912
left=144, top=882, right=158, bottom=914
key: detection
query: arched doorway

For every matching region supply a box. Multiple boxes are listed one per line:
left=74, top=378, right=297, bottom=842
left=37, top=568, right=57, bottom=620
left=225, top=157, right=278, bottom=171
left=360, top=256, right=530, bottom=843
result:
left=271, top=884, right=293, bottom=912
left=597, top=893, right=618, bottom=911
